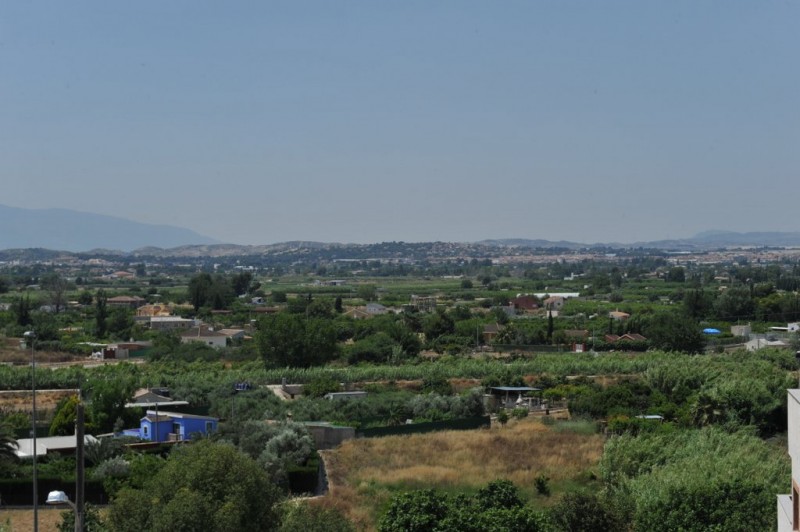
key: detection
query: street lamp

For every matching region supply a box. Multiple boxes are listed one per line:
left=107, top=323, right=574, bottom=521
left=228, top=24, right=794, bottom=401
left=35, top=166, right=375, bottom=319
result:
left=46, top=491, right=82, bottom=532
left=46, top=490, right=74, bottom=508
left=24, top=330, right=38, bottom=532
left=44, top=401, right=85, bottom=532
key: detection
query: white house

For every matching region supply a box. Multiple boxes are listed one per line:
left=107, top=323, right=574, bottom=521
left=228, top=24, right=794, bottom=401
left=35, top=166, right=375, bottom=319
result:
left=745, top=338, right=787, bottom=352
left=150, top=316, right=196, bottom=331
left=731, top=324, right=752, bottom=337
left=219, top=328, right=246, bottom=341
left=543, top=296, right=565, bottom=311
left=324, top=391, right=368, bottom=401
left=15, top=434, right=99, bottom=459
left=366, top=303, right=388, bottom=315
left=180, top=327, right=228, bottom=349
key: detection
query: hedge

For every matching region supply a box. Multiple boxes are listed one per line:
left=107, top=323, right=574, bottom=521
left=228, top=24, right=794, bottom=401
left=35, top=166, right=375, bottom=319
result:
left=0, top=477, right=108, bottom=505
left=359, top=415, right=490, bottom=438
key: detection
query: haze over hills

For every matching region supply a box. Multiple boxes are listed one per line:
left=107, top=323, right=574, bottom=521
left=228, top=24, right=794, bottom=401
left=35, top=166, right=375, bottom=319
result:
left=480, top=232, right=800, bottom=251
left=2, top=205, right=800, bottom=255
left=0, top=204, right=219, bottom=252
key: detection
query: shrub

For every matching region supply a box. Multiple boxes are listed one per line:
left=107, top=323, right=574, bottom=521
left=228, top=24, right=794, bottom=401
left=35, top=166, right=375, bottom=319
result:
left=496, top=410, right=509, bottom=426
left=550, top=492, right=624, bottom=532
left=534, top=474, right=550, bottom=496
left=475, top=479, right=523, bottom=511
left=511, top=407, right=528, bottom=420
left=304, top=374, right=341, bottom=398
left=601, top=427, right=789, bottom=531
left=280, top=502, right=353, bottom=532
left=378, top=481, right=551, bottom=532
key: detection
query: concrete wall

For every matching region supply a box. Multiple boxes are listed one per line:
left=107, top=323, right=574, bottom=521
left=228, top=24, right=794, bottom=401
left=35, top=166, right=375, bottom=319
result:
left=778, top=390, right=800, bottom=532
left=305, top=424, right=355, bottom=450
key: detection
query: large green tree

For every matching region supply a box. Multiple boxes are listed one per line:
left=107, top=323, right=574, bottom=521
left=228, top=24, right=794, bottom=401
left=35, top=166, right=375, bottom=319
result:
left=41, top=272, right=70, bottom=313
left=108, top=307, right=136, bottom=340
left=86, top=374, right=137, bottom=433
left=643, top=310, right=705, bottom=354
left=422, top=310, right=455, bottom=342
left=11, top=294, right=33, bottom=327
left=713, top=286, right=755, bottom=321
left=108, top=441, right=282, bottom=532
left=256, top=313, right=338, bottom=368
left=95, top=290, right=108, bottom=338
left=0, top=423, right=18, bottom=463
left=231, top=271, right=253, bottom=296
left=188, top=273, right=213, bottom=311
left=188, top=273, right=235, bottom=311
left=49, top=395, right=81, bottom=436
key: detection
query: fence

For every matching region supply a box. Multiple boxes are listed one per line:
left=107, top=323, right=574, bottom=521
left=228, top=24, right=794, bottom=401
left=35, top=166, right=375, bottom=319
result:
left=358, top=416, right=490, bottom=438
left=0, top=477, right=108, bottom=506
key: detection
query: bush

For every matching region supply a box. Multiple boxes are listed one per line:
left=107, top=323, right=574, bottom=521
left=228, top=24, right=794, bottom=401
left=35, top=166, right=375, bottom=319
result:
left=280, top=502, right=353, bottom=532
left=421, top=375, right=453, bottom=396
left=496, top=410, right=509, bottom=426
left=304, top=374, right=341, bottom=398
left=475, top=479, right=523, bottom=511
left=511, top=407, right=528, bottom=420
left=550, top=492, right=624, bottom=532
left=601, top=427, right=789, bottom=531
left=534, top=474, right=550, bottom=497
left=379, top=481, right=551, bottom=532
left=256, top=423, right=316, bottom=486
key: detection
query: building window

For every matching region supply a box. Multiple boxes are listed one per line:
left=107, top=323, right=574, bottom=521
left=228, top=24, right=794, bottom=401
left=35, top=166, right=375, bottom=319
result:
left=793, top=481, right=799, bottom=531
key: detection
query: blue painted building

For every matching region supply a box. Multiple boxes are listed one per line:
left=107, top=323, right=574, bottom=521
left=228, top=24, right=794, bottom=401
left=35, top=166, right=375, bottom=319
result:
left=124, top=410, right=218, bottom=442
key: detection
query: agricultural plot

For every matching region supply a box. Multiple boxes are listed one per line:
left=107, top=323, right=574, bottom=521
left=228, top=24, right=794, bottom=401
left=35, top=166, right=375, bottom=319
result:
left=322, top=417, right=604, bottom=530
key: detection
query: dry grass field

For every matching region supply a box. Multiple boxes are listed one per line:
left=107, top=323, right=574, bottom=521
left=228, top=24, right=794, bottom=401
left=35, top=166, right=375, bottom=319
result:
left=320, top=417, right=605, bottom=530
left=0, top=389, right=78, bottom=415
left=0, top=507, right=67, bottom=532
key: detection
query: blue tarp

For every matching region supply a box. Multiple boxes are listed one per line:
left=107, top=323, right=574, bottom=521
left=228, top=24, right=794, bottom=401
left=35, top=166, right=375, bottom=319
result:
left=703, top=328, right=721, bottom=335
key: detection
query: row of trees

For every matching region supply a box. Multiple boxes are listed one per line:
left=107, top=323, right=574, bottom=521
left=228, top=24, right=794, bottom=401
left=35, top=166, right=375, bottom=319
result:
left=682, top=285, right=800, bottom=323
left=2, top=288, right=135, bottom=342
left=545, top=350, right=794, bottom=436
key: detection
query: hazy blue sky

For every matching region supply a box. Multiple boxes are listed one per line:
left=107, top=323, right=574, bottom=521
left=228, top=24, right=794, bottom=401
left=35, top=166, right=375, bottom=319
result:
left=2, top=2, right=798, bottom=245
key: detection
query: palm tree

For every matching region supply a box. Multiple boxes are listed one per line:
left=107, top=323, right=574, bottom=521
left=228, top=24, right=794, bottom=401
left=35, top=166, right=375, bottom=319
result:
left=0, top=423, right=19, bottom=463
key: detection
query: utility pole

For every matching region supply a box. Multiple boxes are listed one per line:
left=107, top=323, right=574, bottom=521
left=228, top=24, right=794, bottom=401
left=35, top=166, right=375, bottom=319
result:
left=24, top=330, right=38, bottom=532
left=75, top=402, right=85, bottom=532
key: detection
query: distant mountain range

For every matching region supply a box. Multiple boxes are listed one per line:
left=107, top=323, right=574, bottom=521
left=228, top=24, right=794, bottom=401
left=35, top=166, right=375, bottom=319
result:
left=479, top=231, right=800, bottom=251
left=2, top=204, right=800, bottom=255
left=0, top=204, right=219, bottom=252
